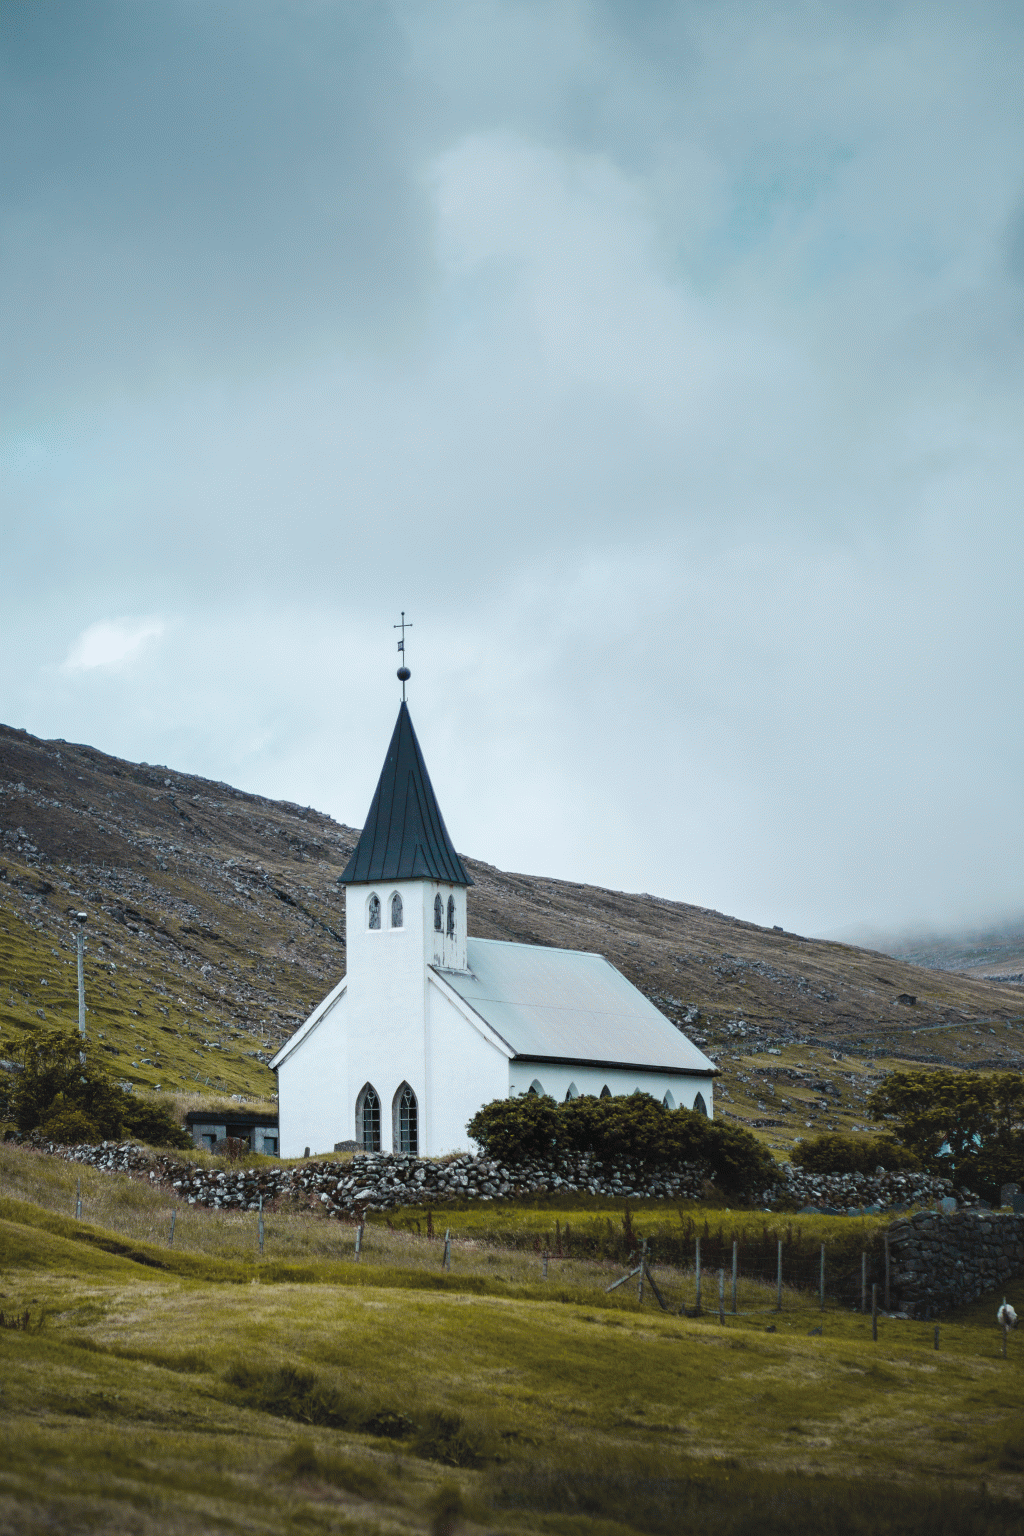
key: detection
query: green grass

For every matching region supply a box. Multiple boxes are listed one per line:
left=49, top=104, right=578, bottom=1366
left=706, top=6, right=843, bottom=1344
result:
left=1, top=1140, right=1023, bottom=1531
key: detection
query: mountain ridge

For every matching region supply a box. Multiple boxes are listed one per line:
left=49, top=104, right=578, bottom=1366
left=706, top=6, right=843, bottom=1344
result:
left=2, top=721, right=1022, bottom=1153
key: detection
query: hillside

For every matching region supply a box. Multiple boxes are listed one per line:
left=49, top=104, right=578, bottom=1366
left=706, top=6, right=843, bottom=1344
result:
left=2, top=720, right=1022, bottom=1154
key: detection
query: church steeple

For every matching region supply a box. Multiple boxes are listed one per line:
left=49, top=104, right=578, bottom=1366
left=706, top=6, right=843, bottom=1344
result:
left=339, top=702, right=472, bottom=886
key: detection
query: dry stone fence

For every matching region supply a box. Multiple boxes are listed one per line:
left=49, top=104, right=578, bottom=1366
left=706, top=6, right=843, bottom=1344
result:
left=887, top=1210, right=1024, bottom=1318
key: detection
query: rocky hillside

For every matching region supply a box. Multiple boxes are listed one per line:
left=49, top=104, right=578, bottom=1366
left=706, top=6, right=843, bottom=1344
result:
left=2, top=721, right=1022, bottom=1153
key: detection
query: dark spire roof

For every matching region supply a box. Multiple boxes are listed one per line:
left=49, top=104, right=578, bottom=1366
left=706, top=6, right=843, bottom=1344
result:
left=339, top=702, right=473, bottom=887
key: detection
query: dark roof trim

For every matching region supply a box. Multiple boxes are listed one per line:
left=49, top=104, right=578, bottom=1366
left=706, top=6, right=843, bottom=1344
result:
left=511, top=1053, right=720, bottom=1078
left=184, top=1118, right=277, bottom=1130
left=340, top=702, right=472, bottom=887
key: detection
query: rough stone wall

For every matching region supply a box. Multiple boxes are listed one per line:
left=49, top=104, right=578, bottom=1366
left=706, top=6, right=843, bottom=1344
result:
left=888, top=1210, right=1024, bottom=1318
left=24, top=1138, right=709, bottom=1214
left=782, top=1164, right=963, bottom=1213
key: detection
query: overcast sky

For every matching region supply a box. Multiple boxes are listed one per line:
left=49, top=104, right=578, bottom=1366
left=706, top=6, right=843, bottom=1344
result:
left=3, top=1, right=1022, bottom=940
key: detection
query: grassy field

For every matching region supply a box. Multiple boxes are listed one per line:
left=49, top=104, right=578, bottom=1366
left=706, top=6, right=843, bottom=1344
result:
left=2, top=1143, right=1023, bottom=1534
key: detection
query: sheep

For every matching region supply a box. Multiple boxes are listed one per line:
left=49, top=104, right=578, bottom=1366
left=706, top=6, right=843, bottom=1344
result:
left=996, top=1300, right=1017, bottom=1329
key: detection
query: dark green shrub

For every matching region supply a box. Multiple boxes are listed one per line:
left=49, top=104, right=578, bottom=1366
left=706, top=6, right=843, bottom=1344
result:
left=868, top=1070, right=1024, bottom=1200
left=12, top=1027, right=189, bottom=1148
left=121, top=1096, right=191, bottom=1150
left=792, top=1133, right=920, bottom=1176
left=467, top=1093, right=776, bottom=1202
left=466, top=1093, right=560, bottom=1162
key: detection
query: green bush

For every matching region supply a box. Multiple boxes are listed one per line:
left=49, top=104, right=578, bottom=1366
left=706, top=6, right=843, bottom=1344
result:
left=467, top=1092, right=777, bottom=1201
left=868, top=1070, right=1024, bottom=1201
left=792, top=1133, right=921, bottom=1176
left=121, top=1096, right=191, bottom=1150
left=13, top=1028, right=189, bottom=1149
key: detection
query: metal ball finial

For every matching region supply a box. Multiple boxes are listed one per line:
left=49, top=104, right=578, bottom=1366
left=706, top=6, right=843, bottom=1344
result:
left=397, top=666, right=411, bottom=682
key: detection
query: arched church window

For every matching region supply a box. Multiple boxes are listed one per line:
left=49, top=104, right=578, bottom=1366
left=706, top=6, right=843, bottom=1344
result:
left=446, top=895, right=455, bottom=938
left=692, top=1092, right=708, bottom=1117
left=368, top=893, right=381, bottom=930
left=663, top=1090, right=676, bottom=1110
left=390, top=892, right=403, bottom=928
left=565, top=1083, right=579, bottom=1101
left=395, top=1083, right=418, bottom=1155
left=599, top=1085, right=611, bottom=1098
left=527, top=1078, right=544, bottom=1097
left=434, top=894, right=443, bottom=932
left=357, top=1084, right=381, bottom=1151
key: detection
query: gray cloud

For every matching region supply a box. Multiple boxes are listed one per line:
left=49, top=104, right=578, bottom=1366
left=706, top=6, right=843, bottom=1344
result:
left=2, top=1, right=1022, bottom=938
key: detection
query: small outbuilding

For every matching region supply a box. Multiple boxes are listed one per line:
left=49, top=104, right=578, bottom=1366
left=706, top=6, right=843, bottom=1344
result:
left=184, top=1109, right=279, bottom=1156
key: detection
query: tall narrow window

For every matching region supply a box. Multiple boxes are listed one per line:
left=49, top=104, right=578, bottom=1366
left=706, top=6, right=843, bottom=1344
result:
left=368, top=893, right=381, bottom=930
left=396, top=1084, right=418, bottom=1155
left=434, top=894, right=443, bottom=932
left=358, top=1085, right=381, bottom=1151
left=663, top=1090, right=676, bottom=1110
left=692, top=1092, right=708, bottom=1117
left=446, top=894, right=455, bottom=938
left=599, top=1085, right=611, bottom=1098
left=390, top=892, right=403, bottom=928
left=527, top=1078, right=544, bottom=1097
left=565, top=1083, right=579, bottom=1101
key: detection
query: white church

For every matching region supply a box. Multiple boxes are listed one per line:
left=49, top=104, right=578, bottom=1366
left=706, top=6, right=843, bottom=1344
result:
left=271, top=700, right=717, bottom=1158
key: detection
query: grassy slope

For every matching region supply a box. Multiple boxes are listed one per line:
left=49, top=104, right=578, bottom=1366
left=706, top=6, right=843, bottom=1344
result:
left=2, top=720, right=1023, bottom=1152
left=1, top=1144, right=1023, bottom=1535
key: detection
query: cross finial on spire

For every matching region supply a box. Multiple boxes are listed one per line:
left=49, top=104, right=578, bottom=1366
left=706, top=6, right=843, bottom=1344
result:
left=394, top=611, right=413, bottom=700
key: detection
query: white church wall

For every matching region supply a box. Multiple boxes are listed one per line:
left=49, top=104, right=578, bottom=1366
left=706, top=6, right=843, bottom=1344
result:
left=426, top=981, right=509, bottom=1154
left=507, top=1061, right=714, bottom=1114
left=276, top=987, right=349, bottom=1158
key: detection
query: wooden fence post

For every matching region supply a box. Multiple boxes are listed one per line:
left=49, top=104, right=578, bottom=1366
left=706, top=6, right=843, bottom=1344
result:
left=637, top=1239, right=647, bottom=1306
left=169, top=1209, right=176, bottom=1247
left=776, top=1240, right=783, bottom=1312
left=258, top=1196, right=264, bottom=1257
left=443, top=1228, right=451, bottom=1272
left=884, top=1231, right=890, bottom=1311
left=76, top=1177, right=82, bottom=1221
left=542, top=1248, right=549, bottom=1280
left=731, top=1241, right=738, bottom=1314
left=871, top=1284, right=878, bottom=1342
left=355, top=1221, right=363, bottom=1262
left=861, top=1252, right=867, bottom=1314
left=934, top=1325, right=940, bottom=1351
left=819, top=1244, right=825, bottom=1312
left=718, top=1268, right=725, bottom=1324
left=695, top=1236, right=702, bottom=1315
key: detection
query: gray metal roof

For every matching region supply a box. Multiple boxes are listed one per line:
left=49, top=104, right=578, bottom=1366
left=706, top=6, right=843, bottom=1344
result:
left=436, top=937, right=717, bottom=1076
left=339, top=702, right=472, bottom=887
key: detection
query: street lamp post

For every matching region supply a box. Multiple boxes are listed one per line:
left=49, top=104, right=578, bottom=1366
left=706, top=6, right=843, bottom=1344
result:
left=68, top=909, right=87, bottom=1037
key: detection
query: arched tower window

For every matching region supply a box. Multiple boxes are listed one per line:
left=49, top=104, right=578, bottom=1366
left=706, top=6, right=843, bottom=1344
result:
left=390, top=892, right=403, bottom=928
left=692, top=1092, right=708, bottom=1117
left=599, top=1085, right=611, bottom=1098
left=446, top=895, right=455, bottom=938
left=357, top=1084, right=381, bottom=1151
left=395, top=1083, right=418, bottom=1155
left=368, top=893, right=381, bottom=930
left=434, top=894, right=443, bottom=932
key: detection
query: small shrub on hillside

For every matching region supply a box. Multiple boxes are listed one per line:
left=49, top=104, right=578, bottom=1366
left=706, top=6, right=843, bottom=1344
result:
left=868, top=1070, right=1024, bottom=1201
left=792, top=1133, right=920, bottom=1176
left=13, top=1029, right=189, bottom=1149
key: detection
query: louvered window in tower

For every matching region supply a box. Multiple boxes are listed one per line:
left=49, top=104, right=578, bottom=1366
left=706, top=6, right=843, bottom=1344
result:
left=397, top=1084, right=418, bottom=1155
left=446, top=895, right=455, bottom=938
left=390, top=892, right=403, bottom=928
left=434, top=894, right=443, bottom=931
